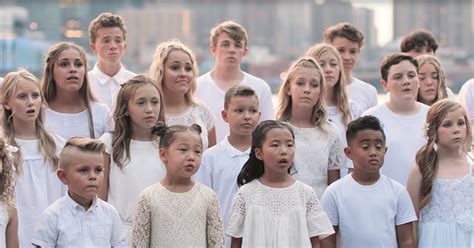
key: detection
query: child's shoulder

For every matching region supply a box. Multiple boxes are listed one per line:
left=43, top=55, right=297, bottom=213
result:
left=90, top=101, right=111, bottom=115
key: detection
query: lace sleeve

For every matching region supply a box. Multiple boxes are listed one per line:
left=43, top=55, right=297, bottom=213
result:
left=198, top=103, right=216, bottom=131
left=132, top=192, right=152, bottom=247
left=225, top=190, right=246, bottom=237
left=328, top=128, right=345, bottom=170
left=206, top=193, right=225, bottom=248
left=306, top=189, right=335, bottom=239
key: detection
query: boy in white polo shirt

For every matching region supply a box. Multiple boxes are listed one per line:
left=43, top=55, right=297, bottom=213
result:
left=196, top=20, right=273, bottom=142
left=88, top=12, right=136, bottom=110
left=32, top=137, right=126, bottom=247
left=195, top=85, right=260, bottom=245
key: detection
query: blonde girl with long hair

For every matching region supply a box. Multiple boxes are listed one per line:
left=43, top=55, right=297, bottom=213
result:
left=276, top=57, right=345, bottom=198
left=407, top=99, right=473, bottom=247
left=415, top=54, right=452, bottom=106
left=41, top=42, right=110, bottom=139
left=2, top=69, right=65, bottom=247
left=98, top=75, right=166, bottom=243
left=149, top=40, right=216, bottom=149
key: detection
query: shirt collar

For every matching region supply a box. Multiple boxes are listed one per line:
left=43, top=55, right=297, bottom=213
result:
left=221, top=135, right=251, bottom=158
left=91, top=63, right=127, bottom=86
left=65, top=191, right=99, bottom=215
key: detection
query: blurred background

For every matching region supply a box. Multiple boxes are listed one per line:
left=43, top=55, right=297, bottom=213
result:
left=1, top=0, right=473, bottom=93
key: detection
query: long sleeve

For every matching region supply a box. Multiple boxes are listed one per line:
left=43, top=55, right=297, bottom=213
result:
left=206, top=193, right=225, bottom=248
left=132, top=192, right=152, bottom=247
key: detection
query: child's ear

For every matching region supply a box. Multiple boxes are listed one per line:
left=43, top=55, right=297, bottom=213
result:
left=255, top=148, right=263, bottom=161
left=3, top=101, right=11, bottom=110
left=380, top=79, right=390, bottom=93
left=221, top=110, right=228, bottom=123
left=90, top=43, right=97, bottom=54
left=343, top=147, right=352, bottom=160
left=210, top=45, right=217, bottom=56
left=159, top=148, right=167, bottom=162
left=56, top=169, right=68, bottom=185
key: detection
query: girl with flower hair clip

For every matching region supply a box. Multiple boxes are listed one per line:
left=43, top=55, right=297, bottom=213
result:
left=407, top=99, right=474, bottom=247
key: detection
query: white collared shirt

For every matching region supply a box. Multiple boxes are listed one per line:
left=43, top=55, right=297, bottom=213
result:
left=88, top=63, right=136, bottom=110
left=32, top=193, right=127, bottom=247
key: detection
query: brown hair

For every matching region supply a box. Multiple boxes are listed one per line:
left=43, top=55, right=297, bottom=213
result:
left=323, top=22, right=365, bottom=49
left=400, top=29, right=438, bottom=54
left=224, top=85, right=258, bottom=110
left=210, top=20, right=248, bottom=48
left=89, top=12, right=127, bottom=44
left=380, top=52, right=418, bottom=81
left=151, top=121, right=202, bottom=149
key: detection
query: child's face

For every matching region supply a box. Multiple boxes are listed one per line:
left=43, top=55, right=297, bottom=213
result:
left=418, top=63, right=439, bottom=105
left=162, top=50, right=194, bottom=96
left=345, top=129, right=386, bottom=174
left=90, top=27, right=126, bottom=66
left=3, top=79, right=42, bottom=125
left=160, top=131, right=203, bottom=179
left=127, top=84, right=161, bottom=134
left=222, top=95, right=260, bottom=137
left=211, top=32, right=247, bottom=67
left=287, top=67, right=322, bottom=110
left=437, top=108, right=468, bottom=149
left=317, top=50, right=341, bottom=89
left=255, top=128, right=295, bottom=175
left=381, top=60, right=419, bottom=104
left=53, top=48, right=85, bottom=94
left=330, top=37, right=360, bottom=74
left=408, top=46, right=434, bottom=58
left=58, top=150, right=104, bottom=208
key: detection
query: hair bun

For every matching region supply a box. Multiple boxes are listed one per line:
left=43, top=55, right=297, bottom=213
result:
left=190, top=124, right=202, bottom=134
left=151, top=121, right=168, bottom=137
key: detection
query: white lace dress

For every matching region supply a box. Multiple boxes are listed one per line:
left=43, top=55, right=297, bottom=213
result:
left=287, top=122, right=345, bottom=198
left=226, top=180, right=334, bottom=248
left=166, top=102, right=215, bottom=150
left=132, top=182, right=224, bottom=247
left=418, top=163, right=474, bottom=247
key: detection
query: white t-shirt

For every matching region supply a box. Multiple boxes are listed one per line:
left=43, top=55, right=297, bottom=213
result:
left=15, top=136, right=66, bottom=247
left=346, top=77, right=378, bottom=112
left=194, top=135, right=250, bottom=229
left=458, top=78, right=474, bottom=122
left=100, top=132, right=165, bottom=241
left=320, top=174, right=417, bottom=248
left=32, top=194, right=127, bottom=247
left=45, top=101, right=111, bottom=140
left=165, top=102, right=215, bottom=150
left=196, top=71, right=274, bottom=142
left=88, top=63, right=136, bottom=111
left=363, top=102, right=429, bottom=186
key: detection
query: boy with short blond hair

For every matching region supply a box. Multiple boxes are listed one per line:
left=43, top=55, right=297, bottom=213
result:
left=323, top=22, right=378, bottom=112
left=196, top=20, right=274, bottom=143
left=88, top=12, right=136, bottom=110
left=32, top=137, right=126, bottom=247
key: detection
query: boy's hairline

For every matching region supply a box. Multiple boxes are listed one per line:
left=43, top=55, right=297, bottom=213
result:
left=59, top=147, right=104, bottom=171
left=224, top=94, right=259, bottom=110
left=347, top=128, right=386, bottom=146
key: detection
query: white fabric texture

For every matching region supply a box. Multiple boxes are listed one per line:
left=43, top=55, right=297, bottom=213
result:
left=45, top=101, right=111, bottom=140
left=362, top=103, right=428, bottom=186
left=321, top=174, right=417, bottom=248
left=287, top=121, right=345, bottom=198
left=458, top=78, right=474, bottom=123
left=14, top=136, right=66, bottom=247
left=132, top=182, right=224, bottom=247
left=346, top=77, right=378, bottom=112
left=100, top=132, right=165, bottom=241
left=165, top=102, right=215, bottom=150
left=0, top=202, right=8, bottom=247
left=226, top=180, right=334, bottom=248
left=88, top=63, right=136, bottom=110
left=32, top=193, right=127, bottom=247
left=418, top=163, right=474, bottom=248
left=196, top=71, right=274, bottom=142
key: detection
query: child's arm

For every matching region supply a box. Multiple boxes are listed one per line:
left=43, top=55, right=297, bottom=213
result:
left=98, top=153, right=111, bottom=200
left=396, top=222, right=416, bottom=248
left=230, top=237, right=242, bottom=248
left=131, top=193, right=152, bottom=247
left=319, top=226, right=337, bottom=248
left=406, top=164, right=422, bottom=243
left=6, top=205, right=18, bottom=248
left=327, top=170, right=340, bottom=185
left=206, top=192, right=225, bottom=248
left=208, top=128, right=217, bottom=148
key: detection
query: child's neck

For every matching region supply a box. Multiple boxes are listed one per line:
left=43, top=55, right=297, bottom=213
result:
left=343, top=71, right=353, bottom=85
left=289, top=106, right=314, bottom=128
left=97, top=61, right=121, bottom=77
left=49, top=92, right=85, bottom=113
left=227, top=133, right=252, bottom=152
left=161, top=175, right=194, bottom=193
left=210, top=67, right=244, bottom=92
left=68, top=191, right=94, bottom=211
left=13, top=121, right=37, bottom=140
left=164, top=93, right=189, bottom=115
left=351, top=170, right=380, bottom=186
left=385, top=99, right=419, bottom=115
left=259, top=171, right=295, bottom=188
left=325, top=87, right=336, bottom=106
left=131, top=127, right=154, bottom=141
left=437, top=145, right=466, bottom=160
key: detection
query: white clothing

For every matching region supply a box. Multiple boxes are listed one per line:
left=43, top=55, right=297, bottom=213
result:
left=100, top=132, right=165, bottom=241
left=132, top=182, right=224, bottom=247
left=346, top=77, right=378, bottom=112
left=418, top=162, right=474, bottom=248
left=321, top=174, right=417, bottom=248
left=15, top=136, right=66, bottom=247
left=288, top=121, right=345, bottom=198
left=196, top=71, right=274, bottom=142
left=447, top=87, right=455, bottom=98
left=45, top=101, right=111, bottom=139
left=194, top=135, right=250, bottom=229
left=226, top=180, right=334, bottom=248
left=363, top=103, right=428, bottom=186
left=458, top=78, right=474, bottom=122
left=88, top=63, right=136, bottom=110
left=0, top=202, right=8, bottom=247
left=166, top=102, right=215, bottom=150
left=32, top=193, right=127, bottom=247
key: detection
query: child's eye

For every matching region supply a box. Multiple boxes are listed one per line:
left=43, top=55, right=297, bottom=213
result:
left=75, top=61, right=84, bottom=68
left=152, top=100, right=159, bottom=105
left=114, top=38, right=123, bottom=43
left=442, top=123, right=452, bottom=128
left=170, top=65, right=180, bottom=71
left=59, top=61, right=69, bottom=67
left=235, top=108, right=243, bottom=113
left=78, top=168, right=88, bottom=173
left=311, top=83, right=319, bottom=88
left=185, top=66, right=193, bottom=72
left=95, top=167, right=104, bottom=173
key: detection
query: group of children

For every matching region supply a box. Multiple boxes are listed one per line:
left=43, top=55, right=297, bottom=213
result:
left=0, top=10, right=472, bottom=248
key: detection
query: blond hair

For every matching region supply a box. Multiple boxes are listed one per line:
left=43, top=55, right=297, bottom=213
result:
left=0, top=138, right=17, bottom=205
left=415, top=54, right=448, bottom=104
left=210, top=20, right=248, bottom=48
left=59, top=137, right=106, bottom=170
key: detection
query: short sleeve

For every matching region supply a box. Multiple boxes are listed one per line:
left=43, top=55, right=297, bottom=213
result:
left=458, top=79, right=474, bottom=121
left=328, top=128, right=345, bottom=170
left=306, top=189, right=335, bottom=239
left=320, top=187, right=339, bottom=226
left=31, top=211, right=59, bottom=247
left=99, top=132, right=113, bottom=156
left=194, top=151, right=214, bottom=188
left=206, top=192, right=225, bottom=247
left=198, top=103, right=216, bottom=131
left=395, top=188, right=418, bottom=225
left=131, top=191, right=152, bottom=247
left=109, top=205, right=128, bottom=246
left=349, top=101, right=363, bottom=120
left=225, top=190, right=246, bottom=238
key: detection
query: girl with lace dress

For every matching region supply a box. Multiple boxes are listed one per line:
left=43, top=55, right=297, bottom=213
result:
left=132, top=122, right=224, bottom=247
left=407, top=99, right=474, bottom=247
left=2, top=69, right=65, bottom=247
left=276, top=57, right=345, bottom=198
left=98, top=75, right=167, bottom=242
left=149, top=40, right=216, bottom=149
left=226, top=120, right=334, bottom=248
